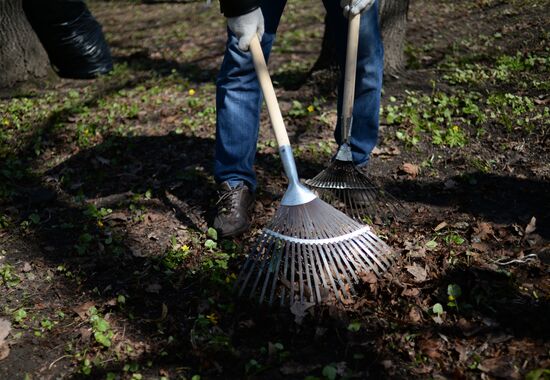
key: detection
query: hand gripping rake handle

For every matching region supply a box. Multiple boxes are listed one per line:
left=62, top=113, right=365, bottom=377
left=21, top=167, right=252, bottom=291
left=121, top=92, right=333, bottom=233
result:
left=341, top=13, right=361, bottom=144
left=250, top=35, right=316, bottom=206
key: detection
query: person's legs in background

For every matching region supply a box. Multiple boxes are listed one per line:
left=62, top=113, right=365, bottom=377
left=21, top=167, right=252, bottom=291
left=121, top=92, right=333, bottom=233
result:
left=323, top=0, right=384, bottom=167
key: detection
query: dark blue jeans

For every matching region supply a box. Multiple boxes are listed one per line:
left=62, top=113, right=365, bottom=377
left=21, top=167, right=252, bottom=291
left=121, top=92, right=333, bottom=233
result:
left=215, top=0, right=383, bottom=191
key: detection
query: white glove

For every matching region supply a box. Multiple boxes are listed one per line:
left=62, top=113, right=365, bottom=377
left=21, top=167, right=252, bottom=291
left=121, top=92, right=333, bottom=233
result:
left=340, top=0, right=375, bottom=17
left=227, top=8, right=264, bottom=51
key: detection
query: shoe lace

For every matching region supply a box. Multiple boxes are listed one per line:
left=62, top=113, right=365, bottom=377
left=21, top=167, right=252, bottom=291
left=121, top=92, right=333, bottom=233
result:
left=216, top=187, right=242, bottom=214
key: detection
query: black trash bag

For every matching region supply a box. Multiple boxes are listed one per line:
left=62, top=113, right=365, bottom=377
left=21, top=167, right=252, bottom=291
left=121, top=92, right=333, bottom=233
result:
left=23, top=0, right=113, bottom=79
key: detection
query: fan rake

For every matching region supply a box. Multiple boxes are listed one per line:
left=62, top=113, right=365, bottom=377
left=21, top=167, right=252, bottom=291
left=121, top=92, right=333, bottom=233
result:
left=305, top=11, right=402, bottom=222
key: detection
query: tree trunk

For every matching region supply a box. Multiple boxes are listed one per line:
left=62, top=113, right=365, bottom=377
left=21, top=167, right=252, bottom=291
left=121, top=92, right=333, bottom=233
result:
left=312, top=0, right=409, bottom=76
left=310, top=13, right=338, bottom=73
left=379, top=0, right=409, bottom=75
left=0, top=0, right=50, bottom=89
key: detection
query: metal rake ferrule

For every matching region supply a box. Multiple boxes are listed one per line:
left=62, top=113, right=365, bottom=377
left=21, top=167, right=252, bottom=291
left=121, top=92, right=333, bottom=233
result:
left=263, top=225, right=372, bottom=245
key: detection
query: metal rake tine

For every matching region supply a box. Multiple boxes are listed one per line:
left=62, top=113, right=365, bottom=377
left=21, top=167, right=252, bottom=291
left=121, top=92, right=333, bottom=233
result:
left=315, top=243, right=345, bottom=303
left=322, top=242, right=355, bottom=299
left=331, top=240, right=361, bottom=282
left=261, top=241, right=285, bottom=305
left=343, top=237, right=382, bottom=276
left=259, top=239, right=286, bottom=304
left=248, top=235, right=278, bottom=301
left=361, top=232, right=394, bottom=267
left=301, top=205, right=334, bottom=300
left=309, top=209, right=355, bottom=299
left=279, top=241, right=292, bottom=306
left=355, top=232, right=391, bottom=270
left=306, top=243, right=323, bottom=303
left=353, top=234, right=390, bottom=273
left=289, top=241, right=297, bottom=304
left=237, top=235, right=267, bottom=297
left=298, top=244, right=310, bottom=303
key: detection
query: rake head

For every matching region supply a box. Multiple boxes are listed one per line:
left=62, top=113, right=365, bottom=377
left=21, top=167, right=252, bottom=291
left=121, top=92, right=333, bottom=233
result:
left=236, top=197, right=394, bottom=306
left=305, top=159, right=404, bottom=222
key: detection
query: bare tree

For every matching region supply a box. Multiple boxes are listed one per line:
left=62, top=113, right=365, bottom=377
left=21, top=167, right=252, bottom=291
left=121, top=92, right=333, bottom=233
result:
left=0, top=0, right=51, bottom=90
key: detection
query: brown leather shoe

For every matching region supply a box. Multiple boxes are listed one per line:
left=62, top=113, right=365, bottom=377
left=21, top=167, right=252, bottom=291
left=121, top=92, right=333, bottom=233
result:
left=213, top=181, right=255, bottom=238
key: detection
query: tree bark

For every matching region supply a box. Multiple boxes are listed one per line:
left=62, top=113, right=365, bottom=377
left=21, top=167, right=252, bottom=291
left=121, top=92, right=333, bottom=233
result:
left=0, top=0, right=50, bottom=89
left=312, top=0, right=409, bottom=76
left=379, top=0, right=409, bottom=75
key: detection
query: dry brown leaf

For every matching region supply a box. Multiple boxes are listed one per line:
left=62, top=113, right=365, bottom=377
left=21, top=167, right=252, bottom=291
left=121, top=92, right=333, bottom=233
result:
left=372, top=146, right=401, bottom=157
left=402, top=287, right=420, bottom=297
left=472, top=242, right=489, bottom=252
left=360, top=271, right=378, bottom=284
left=434, top=221, right=448, bottom=232
left=401, top=163, right=420, bottom=177
left=0, top=344, right=8, bottom=361
left=73, top=301, right=96, bottom=319
left=474, top=222, right=494, bottom=240
left=525, top=216, right=536, bottom=235
left=22, top=262, right=32, bottom=272
left=290, top=301, right=315, bottom=325
left=0, top=318, right=11, bottom=361
left=478, top=356, right=520, bottom=379
left=419, top=338, right=442, bottom=359
left=406, top=263, right=428, bottom=283
left=454, top=343, right=470, bottom=363
left=79, top=327, right=92, bottom=342
left=409, top=307, right=422, bottom=323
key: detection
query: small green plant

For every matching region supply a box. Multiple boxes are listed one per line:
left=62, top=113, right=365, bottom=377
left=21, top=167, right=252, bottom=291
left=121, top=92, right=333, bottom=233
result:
left=0, top=214, right=10, bottom=229
left=432, top=303, right=444, bottom=316
left=163, top=237, right=191, bottom=270
left=322, top=364, right=338, bottom=380
left=13, top=308, right=27, bottom=324
left=444, top=232, right=465, bottom=245
left=74, top=232, right=94, bottom=255
left=245, top=359, right=263, bottom=374
left=0, top=264, right=20, bottom=288
left=204, top=227, right=218, bottom=250
left=447, top=284, right=462, bottom=310
left=347, top=321, right=361, bottom=332
left=80, top=357, right=93, bottom=375
left=525, top=368, right=550, bottom=380
left=40, top=318, right=54, bottom=331
left=425, top=240, right=438, bottom=250
left=88, top=306, right=114, bottom=348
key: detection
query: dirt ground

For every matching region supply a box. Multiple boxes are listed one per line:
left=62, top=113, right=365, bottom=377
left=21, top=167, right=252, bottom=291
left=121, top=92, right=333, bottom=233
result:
left=0, top=0, right=549, bottom=379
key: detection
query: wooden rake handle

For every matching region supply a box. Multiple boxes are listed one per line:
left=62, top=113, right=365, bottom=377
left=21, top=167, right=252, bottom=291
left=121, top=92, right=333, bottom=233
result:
left=341, top=13, right=361, bottom=141
left=249, top=35, right=291, bottom=148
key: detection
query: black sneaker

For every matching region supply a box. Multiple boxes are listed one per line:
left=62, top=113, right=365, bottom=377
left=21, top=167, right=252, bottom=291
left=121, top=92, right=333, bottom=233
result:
left=213, top=181, right=255, bottom=238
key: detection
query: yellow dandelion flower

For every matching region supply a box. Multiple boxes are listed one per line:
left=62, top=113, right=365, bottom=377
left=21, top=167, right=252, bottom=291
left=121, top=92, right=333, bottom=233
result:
left=181, top=244, right=190, bottom=252
left=452, top=125, right=460, bottom=132
left=188, top=89, right=196, bottom=96
left=225, top=273, right=237, bottom=283
left=307, top=105, right=314, bottom=113
left=206, top=313, right=218, bottom=325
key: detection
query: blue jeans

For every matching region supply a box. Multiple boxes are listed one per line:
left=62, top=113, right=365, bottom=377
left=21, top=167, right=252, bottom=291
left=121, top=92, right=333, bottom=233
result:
left=215, top=0, right=383, bottom=191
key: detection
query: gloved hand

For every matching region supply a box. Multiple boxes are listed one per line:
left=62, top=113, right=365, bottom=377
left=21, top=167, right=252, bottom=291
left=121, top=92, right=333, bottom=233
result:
left=227, top=8, right=264, bottom=51
left=340, top=0, right=375, bottom=17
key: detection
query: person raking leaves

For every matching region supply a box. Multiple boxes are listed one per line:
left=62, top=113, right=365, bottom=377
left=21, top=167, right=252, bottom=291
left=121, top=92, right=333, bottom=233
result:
left=213, top=0, right=383, bottom=237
